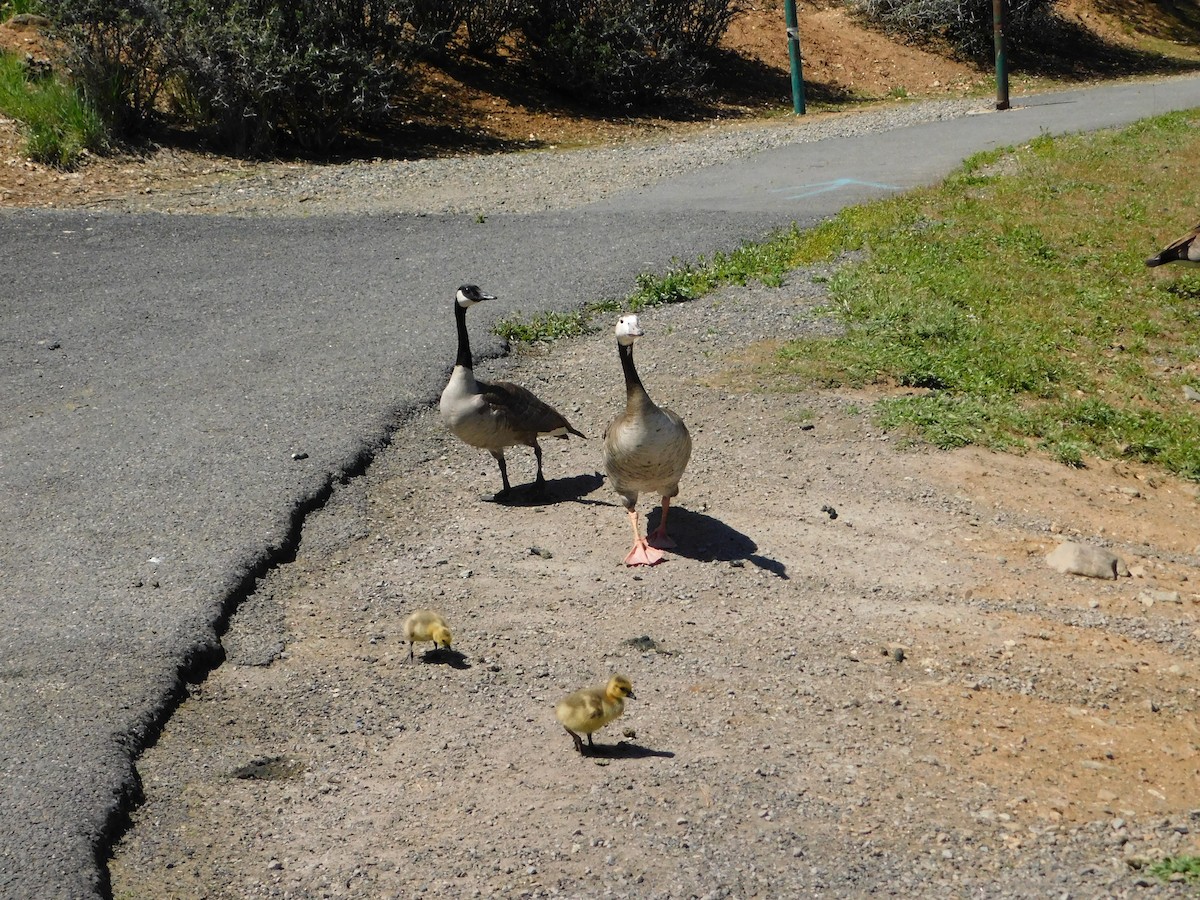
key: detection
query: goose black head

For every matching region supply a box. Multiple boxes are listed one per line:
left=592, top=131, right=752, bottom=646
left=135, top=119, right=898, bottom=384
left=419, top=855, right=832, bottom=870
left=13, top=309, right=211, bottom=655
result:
left=457, top=284, right=496, bottom=307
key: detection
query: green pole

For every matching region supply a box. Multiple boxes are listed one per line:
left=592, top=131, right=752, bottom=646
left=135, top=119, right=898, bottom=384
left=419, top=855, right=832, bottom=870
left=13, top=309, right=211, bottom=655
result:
left=993, top=0, right=1010, bottom=110
left=783, top=0, right=805, bottom=115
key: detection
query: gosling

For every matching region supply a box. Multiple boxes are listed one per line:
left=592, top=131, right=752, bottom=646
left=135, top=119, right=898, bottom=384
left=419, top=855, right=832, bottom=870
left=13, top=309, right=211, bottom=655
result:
left=403, top=609, right=452, bottom=661
left=555, top=674, right=635, bottom=755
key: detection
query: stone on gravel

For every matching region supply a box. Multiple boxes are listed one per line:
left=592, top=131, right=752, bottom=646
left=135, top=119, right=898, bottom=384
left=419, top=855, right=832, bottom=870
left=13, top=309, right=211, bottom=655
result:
left=1045, top=542, right=1126, bottom=580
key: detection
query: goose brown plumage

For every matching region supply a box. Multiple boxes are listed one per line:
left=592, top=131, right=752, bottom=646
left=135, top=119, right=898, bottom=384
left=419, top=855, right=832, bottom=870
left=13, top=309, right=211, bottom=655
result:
left=1146, top=222, right=1200, bottom=267
left=439, top=285, right=585, bottom=497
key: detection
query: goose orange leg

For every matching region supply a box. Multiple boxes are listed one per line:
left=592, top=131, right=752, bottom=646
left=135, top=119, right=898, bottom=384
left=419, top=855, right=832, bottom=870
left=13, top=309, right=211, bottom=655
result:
left=647, top=496, right=678, bottom=550
left=623, top=508, right=664, bottom=567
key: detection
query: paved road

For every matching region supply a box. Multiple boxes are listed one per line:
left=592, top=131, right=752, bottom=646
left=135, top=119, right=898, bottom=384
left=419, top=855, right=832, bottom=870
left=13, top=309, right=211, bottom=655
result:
left=2, top=74, right=1198, bottom=898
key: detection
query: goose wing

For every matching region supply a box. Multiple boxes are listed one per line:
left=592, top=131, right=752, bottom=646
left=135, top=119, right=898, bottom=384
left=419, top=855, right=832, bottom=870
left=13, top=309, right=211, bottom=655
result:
left=479, top=379, right=584, bottom=437
left=1148, top=222, right=1200, bottom=266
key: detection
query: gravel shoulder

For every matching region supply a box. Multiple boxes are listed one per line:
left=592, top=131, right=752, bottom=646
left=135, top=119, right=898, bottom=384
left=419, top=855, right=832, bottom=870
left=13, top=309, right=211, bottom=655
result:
left=109, top=259, right=1200, bottom=897
left=75, top=99, right=991, bottom=218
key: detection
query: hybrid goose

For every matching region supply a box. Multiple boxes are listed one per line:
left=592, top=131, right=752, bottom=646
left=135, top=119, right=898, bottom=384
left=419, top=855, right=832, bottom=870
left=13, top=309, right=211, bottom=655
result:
left=555, top=674, right=636, bottom=755
left=1146, top=222, right=1200, bottom=267
left=439, top=285, right=585, bottom=497
left=602, top=314, right=692, bottom=566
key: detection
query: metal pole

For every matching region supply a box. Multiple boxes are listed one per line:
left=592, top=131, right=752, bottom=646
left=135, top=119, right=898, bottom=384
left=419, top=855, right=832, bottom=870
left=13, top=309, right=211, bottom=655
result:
left=783, top=0, right=806, bottom=115
left=993, top=0, right=1010, bottom=110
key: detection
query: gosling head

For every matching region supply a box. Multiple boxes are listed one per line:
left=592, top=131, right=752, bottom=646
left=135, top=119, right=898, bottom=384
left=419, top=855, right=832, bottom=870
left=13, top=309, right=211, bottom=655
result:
left=456, top=284, right=496, bottom=307
left=432, top=624, right=453, bottom=651
left=607, top=674, right=635, bottom=701
left=615, top=314, right=644, bottom=346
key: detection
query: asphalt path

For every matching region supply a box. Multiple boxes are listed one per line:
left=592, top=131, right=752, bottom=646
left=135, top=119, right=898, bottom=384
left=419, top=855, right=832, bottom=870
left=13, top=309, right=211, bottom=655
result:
left=2, top=73, right=1199, bottom=898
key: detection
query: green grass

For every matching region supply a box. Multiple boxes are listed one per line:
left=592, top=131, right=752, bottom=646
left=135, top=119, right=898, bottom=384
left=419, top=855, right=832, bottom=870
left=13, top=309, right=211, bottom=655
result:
left=1149, top=855, right=1200, bottom=883
left=0, top=50, right=107, bottom=168
left=0, top=0, right=44, bottom=19
left=763, top=109, right=1200, bottom=481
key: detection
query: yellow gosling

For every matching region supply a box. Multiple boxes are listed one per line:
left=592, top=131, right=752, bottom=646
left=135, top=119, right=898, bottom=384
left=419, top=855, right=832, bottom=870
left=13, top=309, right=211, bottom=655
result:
left=555, top=675, right=635, bottom=755
left=402, top=609, right=452, bottom=661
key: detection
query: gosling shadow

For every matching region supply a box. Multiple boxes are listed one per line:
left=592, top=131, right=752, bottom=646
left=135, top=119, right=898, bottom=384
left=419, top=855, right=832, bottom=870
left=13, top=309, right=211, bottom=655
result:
left=585, top=741, right=675, bottom=760
left=419, top=648, right=472, bottom=670
left=647, top=505, right=788, bottom=579
left=490, top=471, right=605, bottom=507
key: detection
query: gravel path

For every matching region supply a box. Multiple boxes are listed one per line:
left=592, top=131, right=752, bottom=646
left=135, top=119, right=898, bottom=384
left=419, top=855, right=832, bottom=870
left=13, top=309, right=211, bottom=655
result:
left=131, top=99, right=991, bottom=217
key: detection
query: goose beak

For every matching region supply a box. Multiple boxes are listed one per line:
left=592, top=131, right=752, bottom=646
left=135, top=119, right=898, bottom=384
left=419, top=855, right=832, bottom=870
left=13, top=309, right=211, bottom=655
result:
left=627, top=690, right=637, bottom=700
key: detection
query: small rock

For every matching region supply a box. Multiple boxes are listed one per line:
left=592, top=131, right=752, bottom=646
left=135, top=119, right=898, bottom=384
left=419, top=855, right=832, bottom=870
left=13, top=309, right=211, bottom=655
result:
left=1139, top=589, right=1181, bottom=606
left=1045, top=542, right=1124, bottom=580
left=1184, top=385, right=1200, bottom=402
left=820, top=504, right=838, bottom=520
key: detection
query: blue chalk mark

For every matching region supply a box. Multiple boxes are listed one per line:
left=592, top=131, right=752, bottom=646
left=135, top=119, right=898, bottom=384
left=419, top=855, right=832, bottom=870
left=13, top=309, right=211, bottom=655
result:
left=770, top=177, right=902, bottom=200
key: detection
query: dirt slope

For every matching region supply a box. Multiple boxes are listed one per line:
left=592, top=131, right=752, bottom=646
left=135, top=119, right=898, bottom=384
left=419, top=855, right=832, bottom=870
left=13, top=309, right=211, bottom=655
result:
left=108, top=276, right=1199, bottom=898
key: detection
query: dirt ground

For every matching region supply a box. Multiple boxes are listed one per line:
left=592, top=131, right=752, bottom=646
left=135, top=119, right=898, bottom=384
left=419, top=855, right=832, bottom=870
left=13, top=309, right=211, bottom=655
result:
left=105, top=273, right=1199, bottom=897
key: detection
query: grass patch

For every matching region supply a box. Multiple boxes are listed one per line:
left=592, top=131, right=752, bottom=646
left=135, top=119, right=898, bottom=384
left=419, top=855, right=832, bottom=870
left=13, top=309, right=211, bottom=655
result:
left=493, top=226, right=819, bottom=344
left=766, top=109, right=1200, bottom=481
left=0, top=50, right=107, bottom=168
left=1148, top=856, right=1200, bottom=883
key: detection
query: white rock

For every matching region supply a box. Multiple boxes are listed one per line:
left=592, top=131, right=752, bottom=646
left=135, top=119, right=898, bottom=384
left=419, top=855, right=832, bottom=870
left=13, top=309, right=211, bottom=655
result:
left=1045, top=542, right=1124, bottom=580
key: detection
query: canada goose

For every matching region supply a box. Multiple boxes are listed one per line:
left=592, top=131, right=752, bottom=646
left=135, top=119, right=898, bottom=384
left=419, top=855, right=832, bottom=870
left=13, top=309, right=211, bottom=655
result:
left=403, top=609, right=452, bottom=661
left=602, top=314, right=692, bottom=566
left=439, top=285, right=585, bottom=497
left=1146, top=222, right=1200, bottom=267
left=555, top=674, right=636, bottom=755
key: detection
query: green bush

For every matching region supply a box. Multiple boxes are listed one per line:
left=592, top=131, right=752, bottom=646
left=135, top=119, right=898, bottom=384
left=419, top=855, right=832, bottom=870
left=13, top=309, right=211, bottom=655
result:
left=849, top=0, right=1054, bottom=62
left=171, top=1, right=416, bottom=155
left=519, top=0, right=741, bottom=105
left=42, top=0, right=173, bottom=135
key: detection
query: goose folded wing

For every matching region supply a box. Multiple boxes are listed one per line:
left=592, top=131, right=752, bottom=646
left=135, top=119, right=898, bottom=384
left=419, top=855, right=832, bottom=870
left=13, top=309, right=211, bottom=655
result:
left=479, top=379, right=575, bottom=435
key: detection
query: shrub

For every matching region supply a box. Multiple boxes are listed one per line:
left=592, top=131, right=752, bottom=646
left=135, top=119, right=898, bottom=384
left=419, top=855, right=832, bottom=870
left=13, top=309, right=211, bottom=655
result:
left=519, top=0, right=741, bottom=106
left=172, top=1, right=417, bottom=155
left=42, top=0, right=420, bottom=155
left=849, top=0, right=1055, bottom=62
left=42, top=0, right=174, bottom=135
left=463, top=0, right=524, bottom=54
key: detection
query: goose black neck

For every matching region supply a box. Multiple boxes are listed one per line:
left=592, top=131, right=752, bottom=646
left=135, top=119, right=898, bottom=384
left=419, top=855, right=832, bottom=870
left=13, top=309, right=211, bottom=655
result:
left=618, top=341, right=646, bottom=398
left=454, top=301, right=473, bottom=370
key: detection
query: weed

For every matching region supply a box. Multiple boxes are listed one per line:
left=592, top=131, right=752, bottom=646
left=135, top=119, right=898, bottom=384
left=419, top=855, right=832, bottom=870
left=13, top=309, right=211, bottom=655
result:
left=1148, top=856, right=1200, bottom=883
left=0, top=51, right=106, bottom=168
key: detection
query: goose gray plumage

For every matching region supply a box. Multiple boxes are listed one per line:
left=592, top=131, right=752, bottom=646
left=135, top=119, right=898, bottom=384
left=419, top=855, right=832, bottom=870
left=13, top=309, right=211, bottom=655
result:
left=1146, top=222, right=1200, bottom=267
left=439, top=284, right=585, bottom=497
left=602, top=314, right=692, bottom=566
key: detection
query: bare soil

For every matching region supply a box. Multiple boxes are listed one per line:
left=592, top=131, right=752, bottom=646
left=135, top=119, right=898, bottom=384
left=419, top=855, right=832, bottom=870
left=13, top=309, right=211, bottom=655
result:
left=107, top=274, right=1199, bottom=897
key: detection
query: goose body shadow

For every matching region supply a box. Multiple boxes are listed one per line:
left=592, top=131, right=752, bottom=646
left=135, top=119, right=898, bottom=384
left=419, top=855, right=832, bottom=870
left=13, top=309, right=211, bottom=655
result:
left=487, top=471, right=605, bottom=506
left=581, top=741, right=675, bottom=760
left=418, top=648, right=472, bottom=669
left=645, top=505, right=787, bottom=579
